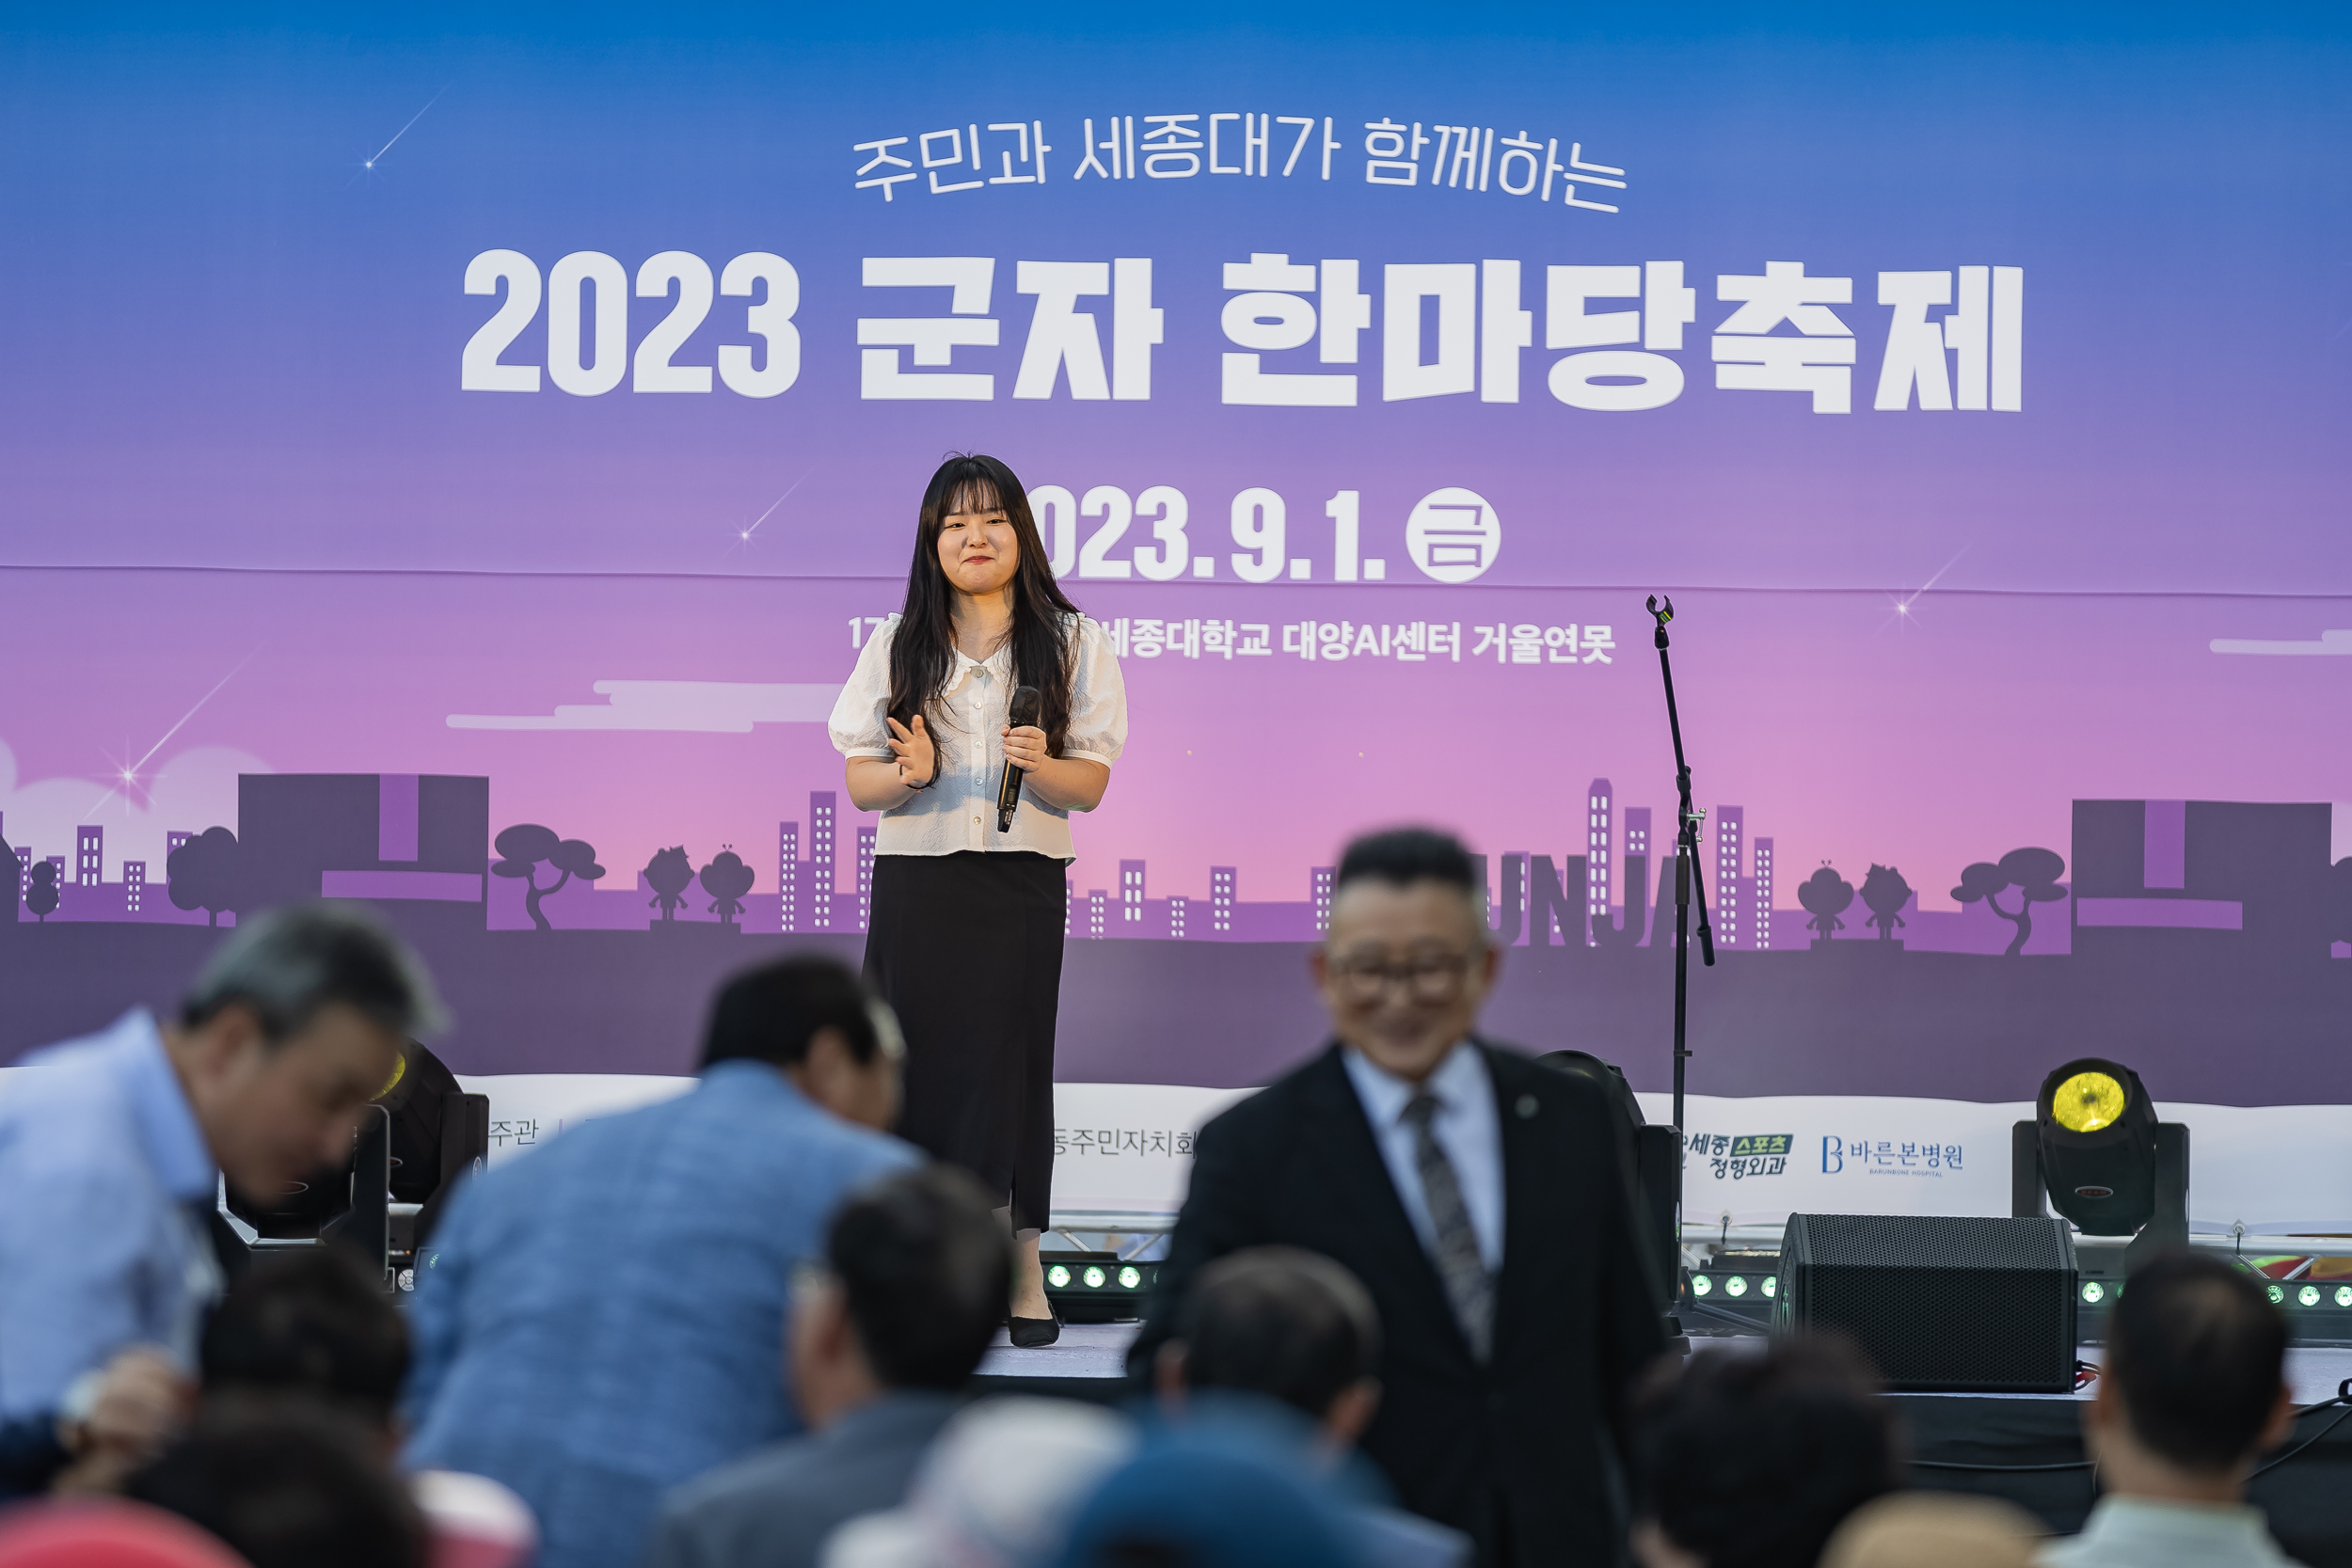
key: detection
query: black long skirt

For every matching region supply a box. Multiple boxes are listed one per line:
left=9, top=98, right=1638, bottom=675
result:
left=863, top=851, right=1065, bottom=1232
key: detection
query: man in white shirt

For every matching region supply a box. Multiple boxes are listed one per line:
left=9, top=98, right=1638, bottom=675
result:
left=1131, top=828, right=1667, bottom=1568
left=2039, top=1249, right=2303, bottom=1568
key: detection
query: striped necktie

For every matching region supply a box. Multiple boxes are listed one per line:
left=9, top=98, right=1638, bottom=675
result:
left=1402, top=1091, right=1494, bottom=1362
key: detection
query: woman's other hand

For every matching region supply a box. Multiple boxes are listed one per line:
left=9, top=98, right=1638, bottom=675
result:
left=887, top=715, right=936, bottom=786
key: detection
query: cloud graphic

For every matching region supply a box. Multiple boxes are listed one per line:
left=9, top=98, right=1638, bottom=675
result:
left=2209, top=628, right=2352, bottom=656
left=447, top=680, right=842, bottom=733
left=0, top=741, right=269, bottom=880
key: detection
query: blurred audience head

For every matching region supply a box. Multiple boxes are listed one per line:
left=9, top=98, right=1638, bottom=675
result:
left=1316, top=827, right=1498, bottom=1083
left=2093, top=1248, right=2295, bottom=1497
left=126, top=1404, right=425, bottom=1568
left=1156, top=1246, right=1382, bottom=1449
left=1629, top=1335, right=1904, bottom=1568
left=200, top=1245, right=408, bottom=1439
left=1054, top=1430, right=1363, bottom=1568
left=195, top=1247, right=536, bottom=1568
left=1820, top=1495, right=2040, bottom=1568
left=701, top=956, right=904, bottom=1130
left=821, top=1398, right=1136, bottom=1568
left=0, top=1499, right=248, bottom=1568
left=794, top=1164, right=1011, bottom=1426
left=170, top=904, right=442, bottom=1201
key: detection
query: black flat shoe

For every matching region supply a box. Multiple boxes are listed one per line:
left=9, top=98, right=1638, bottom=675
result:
left=1007, top=1311, right=1060, bottom=1349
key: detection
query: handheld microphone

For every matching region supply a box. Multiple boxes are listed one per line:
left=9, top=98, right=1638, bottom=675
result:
left=997, top=685, right=1041, bottom=832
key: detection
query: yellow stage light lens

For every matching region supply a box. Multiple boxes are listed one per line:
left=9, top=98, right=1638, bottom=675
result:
left=2052, top=1070, right=2126, bottom=1133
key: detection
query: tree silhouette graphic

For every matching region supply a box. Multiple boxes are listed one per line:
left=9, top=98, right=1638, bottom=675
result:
left=1798, top=865, right=1853, bottom=944
left=644, top=847, right=694, bottom=922
left=24, top=861, right=58, bottom=924
left=1951, top=847, right=2066, bottom=957
left=167, top=826, right=243, bottom=927
left=491, top=824, right=605, bottom=932
left=1859, top=864, right=1912, bottom=942
left=699, top=847, right=755, bottom=928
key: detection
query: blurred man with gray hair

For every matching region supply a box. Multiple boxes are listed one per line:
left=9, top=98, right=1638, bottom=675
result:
left=0, top=903, right=439, bottom=1494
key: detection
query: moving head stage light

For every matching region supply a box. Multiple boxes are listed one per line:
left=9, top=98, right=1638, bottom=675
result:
left=2012, top=1056, right=2188, bottom=1282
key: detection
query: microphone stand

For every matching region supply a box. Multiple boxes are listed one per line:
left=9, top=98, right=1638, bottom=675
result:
left=1647, top=594, right=1715, bottom=1348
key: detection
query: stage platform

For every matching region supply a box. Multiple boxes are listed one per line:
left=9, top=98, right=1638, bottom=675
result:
left=975, top=1327, right=2352, bottom=1568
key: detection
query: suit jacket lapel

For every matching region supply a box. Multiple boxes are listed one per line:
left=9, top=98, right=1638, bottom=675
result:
left=1302, top=1042, right=1476, bottom=1367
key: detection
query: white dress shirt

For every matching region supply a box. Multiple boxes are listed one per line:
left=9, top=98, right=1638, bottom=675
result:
left=1342, top=1042, right=1505, bottom=1273
left=827, top=613, right=1127, bottom=861
left=2037, top=1496, right=2303, bottom=1568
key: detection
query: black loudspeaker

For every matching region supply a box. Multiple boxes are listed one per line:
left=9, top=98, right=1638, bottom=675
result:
left=1773, top=1214, right=2078, bottom=1393
left=1633, top=1125, right=1681, bottom=1307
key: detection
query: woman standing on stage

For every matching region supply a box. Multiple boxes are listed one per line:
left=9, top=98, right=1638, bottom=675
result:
left=830, top=453, right=1126, bottom=1347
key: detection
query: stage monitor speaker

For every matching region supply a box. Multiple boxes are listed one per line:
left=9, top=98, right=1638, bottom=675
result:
left=1773, top=1213, right=2077, bottom=1393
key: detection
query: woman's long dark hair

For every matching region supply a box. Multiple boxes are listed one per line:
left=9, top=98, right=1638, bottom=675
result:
left=887, top=453, right=1082, bottom=752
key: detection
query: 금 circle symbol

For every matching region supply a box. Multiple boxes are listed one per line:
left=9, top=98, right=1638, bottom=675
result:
left=1406, top=488, right=1501, bottom=584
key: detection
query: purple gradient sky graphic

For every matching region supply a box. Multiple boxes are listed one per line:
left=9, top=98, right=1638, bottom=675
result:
left=0, top=10, right=2346, bottom=597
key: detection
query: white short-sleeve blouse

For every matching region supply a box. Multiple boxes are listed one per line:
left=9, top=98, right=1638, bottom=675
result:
left=827, top=614, right=1128, bottom=860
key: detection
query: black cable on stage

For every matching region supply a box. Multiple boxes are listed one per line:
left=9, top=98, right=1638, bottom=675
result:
left=2249, top=1381, right=2352, bottom=1481
left=1911, top=1457, right=2095, bottom=1473
left=1677, top=1299, right=1771, bottom=1334
left=1909, top=1379, right=2352, bottom=1479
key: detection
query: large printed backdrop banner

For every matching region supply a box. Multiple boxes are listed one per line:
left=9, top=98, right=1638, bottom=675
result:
left=1, top=7, right=2347, bottom=1221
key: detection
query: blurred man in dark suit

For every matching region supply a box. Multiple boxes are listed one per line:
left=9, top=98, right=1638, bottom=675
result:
left=1131, top=828, right=1666, bottom=1568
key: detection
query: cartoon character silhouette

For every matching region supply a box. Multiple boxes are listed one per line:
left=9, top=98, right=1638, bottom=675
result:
left=491, top=824, right=604, bottom=932
left=699, top=847, right=755, bottom=928
left=1798, top=865, right=1853, bottom=944
left=1951, top=847, right=2066, bottom=957
left=1859, top=863, right=1912, bottom=942
left=644, top=847, right=694, bottom=922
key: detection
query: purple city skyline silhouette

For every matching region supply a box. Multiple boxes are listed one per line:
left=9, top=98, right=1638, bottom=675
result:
left=18, top=768, right=2330, bottom=968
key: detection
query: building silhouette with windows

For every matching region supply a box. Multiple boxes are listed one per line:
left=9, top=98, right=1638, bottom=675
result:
left=1714, top=807, right=1745, bottom=948
left=1586, top=780, right=1613, bottom=945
